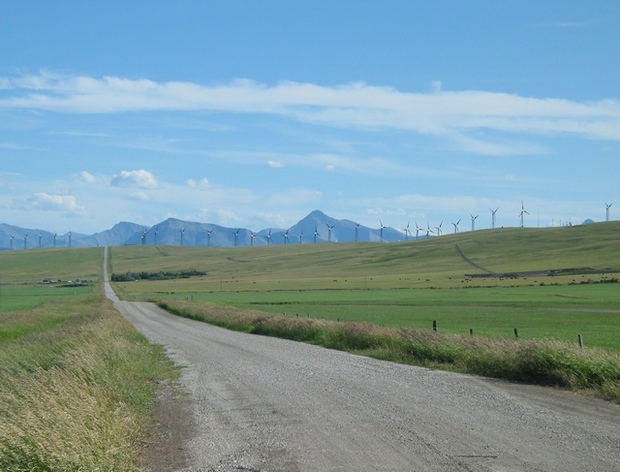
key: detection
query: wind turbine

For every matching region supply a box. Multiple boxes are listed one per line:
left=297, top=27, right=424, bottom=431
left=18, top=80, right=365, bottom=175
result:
left=154, top=228, right=159, bottom=245
left=326, top=223, right=335, bottom=242
left=415, top=221, right=421, bottom=239
left=9, top=235, right=13, bottom=250
left=283, top=229, right=289, bottom=244
left=314, top=225, right=320, bottom=243
left=470, top=214, right=479, bottom=232
left=53, top=232, right=57, bottom=248
left=403, top=221, right=412, bottom=241
left=250, top=231, right=256, bottom=246
left=299, top=231, right=303, bottom=244
left=266, top=229, right=272, bottom=245
left=38, top=233, right=42, bottom=248
left=23, top=234, right=28, bottom=250
left=180, top=228, right=185, bottom=246
left=141, top=229, right=147, bottom=245
left=206, top=229, right=213, bottom=247
left=68, top=231, right=72, bottom=248
left=380, top=220, right=386, bottom=243
left=519, top=202, right=529, bottom=227
left=426, top=222, right=434, bottom=238
left=605, top=202, right=613, bottom=221
left=354, top=222, right=360, bottom=242
left=435, top=221, right=444, bottom=236
left=233, top=229, right=240, bottom=247
left=451, top=219, right=461, bottom=234
left=491, top=207, right=499, bottom=229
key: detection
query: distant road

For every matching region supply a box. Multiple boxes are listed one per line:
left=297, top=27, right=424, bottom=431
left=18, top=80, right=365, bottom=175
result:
left=103, top=248, right=620, bottom=472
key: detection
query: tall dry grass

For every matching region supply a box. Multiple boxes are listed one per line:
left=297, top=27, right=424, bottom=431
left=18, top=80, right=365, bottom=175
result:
left=0, top=294, right=178, bottom=471
left=159, top=299, right=620, bottom=403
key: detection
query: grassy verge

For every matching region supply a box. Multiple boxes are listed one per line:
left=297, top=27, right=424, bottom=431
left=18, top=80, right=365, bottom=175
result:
left=0, top=291, right=179, bottom=471
left=158, top=299, right=620, bottom=403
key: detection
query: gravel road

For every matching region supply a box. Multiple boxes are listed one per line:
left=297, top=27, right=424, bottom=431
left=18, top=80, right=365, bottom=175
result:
left=104, top=252, right=620, bottom=472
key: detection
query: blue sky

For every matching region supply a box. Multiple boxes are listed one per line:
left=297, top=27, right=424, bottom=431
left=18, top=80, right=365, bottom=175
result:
left=1, top=1, right=619, bottom=235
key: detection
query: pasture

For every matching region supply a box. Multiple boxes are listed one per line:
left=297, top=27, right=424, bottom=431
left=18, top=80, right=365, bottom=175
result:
left=109, top=222, right=620, bottom=352
left=0, top=246, right=102, bottom=311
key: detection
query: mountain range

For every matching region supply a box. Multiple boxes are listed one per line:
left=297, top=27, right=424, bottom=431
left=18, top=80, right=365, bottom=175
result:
left=0, top=210, right=413, bottom=250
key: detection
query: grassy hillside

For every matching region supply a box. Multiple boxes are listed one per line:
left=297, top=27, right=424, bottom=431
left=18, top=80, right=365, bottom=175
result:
left=0, top=247, right=103, bottom=311
left=109, top=222, right=620, bottom=290
left=108, top=223, right=620, bottom=351
left=0, top=247, right=103, bottom=284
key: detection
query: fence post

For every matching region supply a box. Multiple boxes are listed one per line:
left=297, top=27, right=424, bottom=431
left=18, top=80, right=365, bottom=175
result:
left=578, top=334, right=584, bottom=348
left=514, top=328, right=519, bottom=339
left=470, top=328, right=473, bottom=336
left=433, top=320, right=437, bottom=331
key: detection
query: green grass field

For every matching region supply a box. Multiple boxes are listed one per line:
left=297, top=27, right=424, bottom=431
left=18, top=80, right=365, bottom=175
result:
left=108, top=222, right=620, bottom=351
left=0, top=246, right=102, bottom=311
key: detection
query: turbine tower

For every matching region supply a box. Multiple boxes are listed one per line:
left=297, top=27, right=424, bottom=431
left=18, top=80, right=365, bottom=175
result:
left=53, top=232, right=57, bottom=248
left=519, top=202, right=529, bottom=227
left=24, top=234, right=28, bottom=250
left=403, top=221, right=412, bottom=241
left=451, top=219, right=461, bottom=234
left=68, top=231, right=72, bottom=248
left=326, top=223, right=335, bottom=242
left=250, top=231, right=256, bottom=246
left=435, top=221, right=443, bottom=236
left=470, top=214, right=479, bottom=231
left=38, top=233, right=42, bottom=248
left=491, top=207, right=499, bottom=229
left=605, top=202, right=613, bottom=221
left=299, top=231, right=303, bottom=244
left=266, top=229, right=272, bottom=245
left=379, top=220, right=386, bottom=242
left=141, top=229, right=147, bottom=245
left=9, top=235, right=13, bottom=250
left=180, top=228, right=185, bottom=246
left=425, top=222, right=434, bottom=238
left=314, top=226, right=320, bottom=243
left=206, top=229, right=213, bottom=247
left=233, top=229, right=240, bottom=247
left=415, top=221, right=421, bottom=239
left=154, top=228, right=158, bottom=245
left=283, top=229, right=289, bottom=244
left=354, top=223, right=360, bottom=242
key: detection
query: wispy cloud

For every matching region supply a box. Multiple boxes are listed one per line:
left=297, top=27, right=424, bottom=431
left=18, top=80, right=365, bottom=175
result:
left=1, top=71, right=618, bottom=152
left=21, top=193, right=88, bottom=217
left=187, top=178, right=210, bottom=189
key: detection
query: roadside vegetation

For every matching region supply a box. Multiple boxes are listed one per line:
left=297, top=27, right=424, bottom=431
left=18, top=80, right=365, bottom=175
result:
left=0, top=276, right=178, bottom=470
left=158, top=299, right=620, bottom=403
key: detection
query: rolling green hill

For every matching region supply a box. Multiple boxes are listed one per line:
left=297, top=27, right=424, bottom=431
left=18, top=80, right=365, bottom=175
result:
left=108, top=221, right=620, bottom=290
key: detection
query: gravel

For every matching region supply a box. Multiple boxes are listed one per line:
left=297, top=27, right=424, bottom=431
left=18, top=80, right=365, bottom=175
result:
left=103, top=252, right=620, bottom=471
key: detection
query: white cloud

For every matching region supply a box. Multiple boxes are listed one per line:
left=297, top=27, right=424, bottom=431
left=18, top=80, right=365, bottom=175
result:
left=187, top=178, right=210, bottom=189
left=111, top=169, right=159, bottom=188
left=24, top=193, right=88, bottom=216
left=74, top=170, right=109, bottom=185
left=268, top=160, right=284, bottom=168
left=1, top=72, right=619, bottom=152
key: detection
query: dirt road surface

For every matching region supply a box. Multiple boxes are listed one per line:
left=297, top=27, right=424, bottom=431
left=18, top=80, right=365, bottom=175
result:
left=104, top=253, right=620, bottom=472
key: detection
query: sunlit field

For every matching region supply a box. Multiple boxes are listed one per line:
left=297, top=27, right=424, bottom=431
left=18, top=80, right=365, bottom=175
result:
left=109, top=222, right=620, bottom=351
